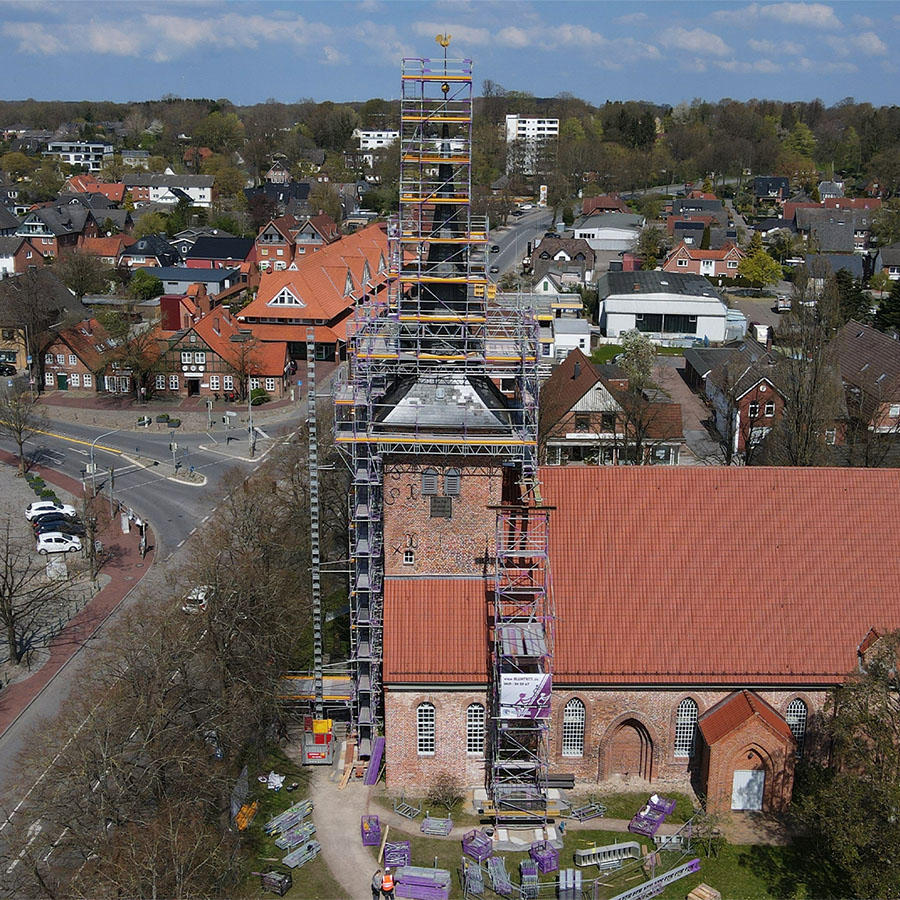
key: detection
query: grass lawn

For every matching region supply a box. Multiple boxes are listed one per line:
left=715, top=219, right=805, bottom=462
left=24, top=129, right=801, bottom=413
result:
left=236, top=747, right=351, bottom=900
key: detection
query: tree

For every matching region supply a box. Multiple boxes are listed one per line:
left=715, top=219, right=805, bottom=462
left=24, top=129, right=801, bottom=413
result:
left=871, top=200, right=900, bottom=248
left=213, top=166, right=246, bottom=199
left=99, top=154, right=125, bottom=182
left=700, top=224, right=711, bottom=250
left=874, top=278, right=900, bottom=333
left=0, top=517, right=71, bottom=665
left=224, top=334, right=262, bottom=400
left=833, top=269, right=869, bottom=324
left=632, top=225, right=665, bottom=269
left=193, top=111, right=244, bottom=153
left=308, top=183, right=342, bottom=224
left=738, top=232, right=781, bottom=291
left=870, top=270, right=890, bottom=299
left=132, top=211, right=169, bottom=239
left=0, top=151, right=36, bottom=181
left=783, top=121, right=817, bottom=159
left=128, top=269, right=163, bottom=302
left=0, top=386, right=45, bottom=474
left=54, top=249, right=113, bottom=301
left=792, top=629, right=900, bottom=899
left=96, top=310, right=163, bottom=399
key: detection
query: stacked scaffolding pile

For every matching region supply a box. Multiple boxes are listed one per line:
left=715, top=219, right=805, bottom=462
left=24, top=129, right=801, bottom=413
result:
left=334, top=47, right=540, bottom=760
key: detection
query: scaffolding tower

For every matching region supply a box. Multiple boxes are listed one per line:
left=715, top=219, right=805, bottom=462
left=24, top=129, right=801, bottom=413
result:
left=335, top=44, right=547, bottom=779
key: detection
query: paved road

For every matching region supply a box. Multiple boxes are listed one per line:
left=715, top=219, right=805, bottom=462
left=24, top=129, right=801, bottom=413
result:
left=490, top=207, right=554, bottom=278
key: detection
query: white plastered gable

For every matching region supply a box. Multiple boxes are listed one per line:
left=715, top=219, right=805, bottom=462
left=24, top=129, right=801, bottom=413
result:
left=268, top=286, right=305, bottom=307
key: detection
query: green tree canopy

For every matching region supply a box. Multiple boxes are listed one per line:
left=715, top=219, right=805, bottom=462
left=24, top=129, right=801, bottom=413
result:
left=128, top=269, right=164, bottom=302
left=0, top=151, right=36, bottom=181
left=874, top=278, right=900, bottom=333
left=132, top=211, right=169, bottom=239
left=738, top=233, right=781, bottom=289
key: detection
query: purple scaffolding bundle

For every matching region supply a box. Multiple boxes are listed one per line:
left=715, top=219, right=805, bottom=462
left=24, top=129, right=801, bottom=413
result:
left=462, top=829, right=493, bottom=862
left=384, top=840, right=412, bottom=867
left=627, top=794, right=677, bottom=838
left=361, top=815, right=381, bottom=846
left=394, top=865, right=452, bottom=900
left=529, top=840, right=559, bottom=874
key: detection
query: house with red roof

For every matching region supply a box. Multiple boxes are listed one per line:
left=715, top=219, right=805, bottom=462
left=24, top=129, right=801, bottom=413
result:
left=238, top=222, right=389, bottom=361
left=80, top=234, right=136, bottom=266
left=62, top=174, right=126, bottom=205
left=662, top=240, right=744, bottom=278
left=254, top=213, right=340, bottom=271
left=0, top=236, right=45, bottom=276
left=379, top=465, right=900, bottom=813
left=153, top=307, right=289, bottom=400
left=41, top=318, right=121, bottom=393
left=582, top=194, right=630, bottom=216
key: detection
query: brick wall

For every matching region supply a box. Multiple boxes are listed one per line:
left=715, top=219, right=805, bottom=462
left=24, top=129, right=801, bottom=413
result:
left=383, top=684, right=825, bottom=801
left=382, top=458, right=505, bottom=577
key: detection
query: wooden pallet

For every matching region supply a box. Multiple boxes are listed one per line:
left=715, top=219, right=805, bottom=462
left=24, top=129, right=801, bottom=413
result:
left=688, top=884, right=722, bottom=900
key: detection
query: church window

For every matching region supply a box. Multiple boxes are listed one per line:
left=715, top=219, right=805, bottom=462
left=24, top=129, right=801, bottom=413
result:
left=417, top=703, right=435, bottom=755
left=674, top=698, right=698, bottom=757
left=786, top=698, right=807, bottom=758
left=562, top=698, right=585, bottom=757
left=466, top=704, right=485, bottom=755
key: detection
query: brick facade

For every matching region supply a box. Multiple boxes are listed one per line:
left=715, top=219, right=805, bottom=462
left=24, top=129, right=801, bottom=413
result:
left=383, top=684, right=823, bottom=805
left=382, top=459, right=507, bottom=577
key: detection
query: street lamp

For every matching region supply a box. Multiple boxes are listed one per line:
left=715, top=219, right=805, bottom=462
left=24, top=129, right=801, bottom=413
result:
left=89, top=427, right=124, bottom=497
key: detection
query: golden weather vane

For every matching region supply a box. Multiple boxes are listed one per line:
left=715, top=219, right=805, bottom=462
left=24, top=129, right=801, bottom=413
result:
left=435, top=32, right=451, bottom=49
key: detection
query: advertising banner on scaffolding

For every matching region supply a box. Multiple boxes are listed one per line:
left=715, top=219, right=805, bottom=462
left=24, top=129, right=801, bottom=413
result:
left=499, top=673, right=551, bottom=719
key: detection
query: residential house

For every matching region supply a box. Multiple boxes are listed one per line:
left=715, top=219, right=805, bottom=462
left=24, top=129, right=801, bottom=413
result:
left=119, top=234, right=181, bottom=269
left=0, top=270, right=82, bottom=372
left=825, top=197, right=880, bottom=212
left=44, top=141, right=112, bottom=173
left=880, top=242, right=900, bottom=281
left=15, top=205, right=99, bottom=258
left=184, top=236, right=255, bottom=269
left=123, top=173, right=215, bottom=207
left=243, top=181, right=311, bottom=217
left=539, top=348, right=683, bottom=465
left=62, top=174, right=126, bottom=204
left=154, top=308, right=289, bottom=400
left=0, top=206, right=20, bottom=237
left=255, top=213, right=340, bottom=271
left=804, top=253, right=875, bottom=292
left=672, top=220, right=705, bottom=247
left=670, top=197, right=729, bottom=227
left=238, top=222, right=389, bottom=361
left=159, top=286, right=210, bottom=332
left=685, top=338, right=785, bottom=454
left=570, top=212, right=644, bottom=252
left=138, top=266, right=239, bottom=296
left=582, top=195, right=630, bottom=216
left=80, top=234, right=136, bottom=267
left=41, top=318, right=120, bottom=393
left=836, top=320, right=900, bottom=432
left=183, top=147, right=214, bottom=169
left=0, top=236, right=44, bottom=276
left=121, top=150, right=150, bottom=169
left=169, top=227, right=236, bottom=259
left=662, top=241, right=744, bottom=278
left=796, top=207, right=875, bottom=253
left=817, top=180, right=844, bottom=200
left=597, top=271, right=746, bottom=343
left=753, top=176, right=790, bottom=206
left=533, top=236, right=595, bottom=271
left=666, top=213, right=719, bottom=238
left=264, top=161, right=292, bottom=184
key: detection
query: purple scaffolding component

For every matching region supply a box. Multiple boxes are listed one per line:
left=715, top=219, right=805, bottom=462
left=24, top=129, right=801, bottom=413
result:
left=529, top=840, right=559, bottom=874
left=361, top=815, right=381, bottom=846
left=365, top=737, right=385, bottom=785
left=627, top=795, right=676, bottom=838
left=384, top=840, right=412, bottom=867
left=461, top=829, right=493, bottom=862
left=394, top=866, right=452, bottom=900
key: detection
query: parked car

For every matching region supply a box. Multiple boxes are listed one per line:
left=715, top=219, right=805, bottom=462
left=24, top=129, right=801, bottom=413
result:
left=776, top=296, right=792, bottom=312
left=181, top=585, right=211, bottom=614
left=489, top=265, right=500, bottom=273
left=31, top=510, right=82, bottom=526
left=25, top=501, right=78, bottom=521
left=520, top=204, right=534, bottom=210
left=490, top=244, right=500, bottom=253
left=0, top=364, right=15, bottom=376
left=34, top=519, right=86, bottom=537
left=36, top=532, right=82, bottom=554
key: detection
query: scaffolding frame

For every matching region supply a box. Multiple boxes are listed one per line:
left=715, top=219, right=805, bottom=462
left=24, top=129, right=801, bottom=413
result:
left=334, top=48, right=545, bottom=763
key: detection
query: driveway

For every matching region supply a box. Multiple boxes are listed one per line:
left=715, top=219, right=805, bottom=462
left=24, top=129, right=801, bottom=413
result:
left=655, top=362, right=725, bottom=464
left=728, top=295, right=784, bottom=331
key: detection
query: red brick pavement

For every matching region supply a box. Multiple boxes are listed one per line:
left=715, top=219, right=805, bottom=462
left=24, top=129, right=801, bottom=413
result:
left=0, top=451, right=155, bottom=739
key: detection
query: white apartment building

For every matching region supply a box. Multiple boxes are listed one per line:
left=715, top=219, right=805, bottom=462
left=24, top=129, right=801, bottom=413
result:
left=44, top=141, right=113, bottom=173
left=354, top=129, right=400, bottom=151
left=504, top=114, right=559, bottom=176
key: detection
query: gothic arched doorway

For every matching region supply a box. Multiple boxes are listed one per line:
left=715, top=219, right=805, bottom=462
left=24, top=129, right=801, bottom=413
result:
left=604, top=719, right=654, bottom=781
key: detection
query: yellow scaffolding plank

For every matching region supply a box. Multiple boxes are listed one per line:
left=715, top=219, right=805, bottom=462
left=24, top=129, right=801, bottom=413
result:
left=400, top=196, right=470, bottom=204
left=402, top=115, right=471, bottom=123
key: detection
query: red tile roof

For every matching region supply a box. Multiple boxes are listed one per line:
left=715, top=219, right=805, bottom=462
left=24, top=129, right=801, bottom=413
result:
left=699, top=690, right=795, bottom=745
left=51, top=318, right=117, bottom=371
left=664, top=241, right=742, bottom=262
left=188, top=310, right=288, bottom=377
left=81, top=235, right=135, bottom=258
left=384, top=466, right=900, bottom=686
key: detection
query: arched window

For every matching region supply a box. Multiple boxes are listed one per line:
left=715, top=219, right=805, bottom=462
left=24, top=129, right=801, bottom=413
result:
left=443, top=468, right=461, bottom=496
left=416, top=703, right=435, bottom=755
left=786, top=698, right=808, bottom=758
left=562, top=698, right=585, bottom=757
left=466, top=703, right=485, bottom=755
left=421, top=468, right=438, bottom=496
left=674, top=698, right=698, bottom=758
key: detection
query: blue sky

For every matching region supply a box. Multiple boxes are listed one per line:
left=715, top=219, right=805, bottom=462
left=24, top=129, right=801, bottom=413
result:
left=2, top=1, right=899, bottom=106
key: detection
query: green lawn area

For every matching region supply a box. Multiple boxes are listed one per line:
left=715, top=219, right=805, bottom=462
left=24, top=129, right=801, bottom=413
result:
left=236, top=748, right=350, bottom=900
left=591, top=344, right=685, bottom=364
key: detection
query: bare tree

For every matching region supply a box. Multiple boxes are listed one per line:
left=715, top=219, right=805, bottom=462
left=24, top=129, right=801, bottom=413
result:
left=223, top=334, right=262, bottom=401
left=54, top=250, right=113, bottom=301
left=0, top=386, right=45, bottom=474
left=0, top=517, right=70, bottom=665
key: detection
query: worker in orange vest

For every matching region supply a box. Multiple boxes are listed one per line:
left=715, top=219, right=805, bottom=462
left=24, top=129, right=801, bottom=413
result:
left=381, top=867, right=395, bottom=897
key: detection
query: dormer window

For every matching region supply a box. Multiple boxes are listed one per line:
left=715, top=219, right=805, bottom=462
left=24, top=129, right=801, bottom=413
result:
left=269, top=286, right=305, bottom=307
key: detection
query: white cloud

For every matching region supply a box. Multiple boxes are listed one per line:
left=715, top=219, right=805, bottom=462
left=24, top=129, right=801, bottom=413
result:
left=615, top=12, right=647, bottom=24
left=794, top=57, right=857, bottom=73
left=495, top=26, right=531, bottom=49
left=322, top=45, right=348, bottom=66
left=411, top=22, right=491, bottom=45
left=659, top=27, right=731, bottom=57
left=713, top=2, right=841, bottom=29
left=747, top=38, right=804, bottom=55
left=852, top=14, right=874, bottom=27
left=825, top=31, right=887, bottom=57
left=493, top=23, right=608, bottom=51
left=717, top=58, right=782, bottom=73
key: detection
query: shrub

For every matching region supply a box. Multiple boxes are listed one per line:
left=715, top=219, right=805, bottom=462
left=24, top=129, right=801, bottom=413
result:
left=40, top=489, right=57, bottom=500
left=156, top=413, right=170, bottom=422
left=250, top=388, right=270, bottom=406
left=426, top=772, right=463, bottom=813
left=167, top=418, right=181, bottom=428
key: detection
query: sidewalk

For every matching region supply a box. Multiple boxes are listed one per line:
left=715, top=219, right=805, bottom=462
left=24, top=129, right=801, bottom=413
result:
left=0, top=451, right=156, bottom=740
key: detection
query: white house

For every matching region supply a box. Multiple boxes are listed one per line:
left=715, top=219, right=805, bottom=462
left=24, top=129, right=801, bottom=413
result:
left=571, top=212, right=644, bottom=252
left=597, top=271, right=745, bottom=344
left=123, top=174, right=215, bottom=208
left=44, top=141, right=112, bottom=173
left=505, top=114, right=559, bottom=176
